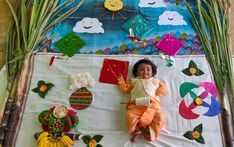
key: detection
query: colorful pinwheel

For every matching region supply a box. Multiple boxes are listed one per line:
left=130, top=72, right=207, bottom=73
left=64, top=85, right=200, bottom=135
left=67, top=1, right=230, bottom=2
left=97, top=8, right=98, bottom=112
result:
left=179, top=82, right=221, bottom=119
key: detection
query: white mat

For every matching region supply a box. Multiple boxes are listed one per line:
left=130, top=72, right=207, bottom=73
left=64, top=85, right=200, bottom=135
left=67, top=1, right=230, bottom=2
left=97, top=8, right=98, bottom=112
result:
left=15, top=54, right=223, bottom=147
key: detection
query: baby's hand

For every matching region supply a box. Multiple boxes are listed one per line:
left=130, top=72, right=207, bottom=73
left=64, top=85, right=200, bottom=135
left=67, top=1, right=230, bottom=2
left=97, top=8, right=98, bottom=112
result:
left=117, top=74, right=124, bottom=81
left=117, top=74, right=125, bottom=85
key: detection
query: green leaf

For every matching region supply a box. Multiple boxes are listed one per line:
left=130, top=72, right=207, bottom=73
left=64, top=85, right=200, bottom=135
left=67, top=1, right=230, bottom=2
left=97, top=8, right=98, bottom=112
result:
left=32, top=87, right=40, bottom=93
left=193, top=123, right=203, bottom=133
left=96, top=144, right=103, bottom=147
left=39, top=92, right=46, bottom=98
left=82, top=135, right=92, bottom=144
left=195, top=135, right=205, bottom=144
left=182, top=68, right=192, bottom=76
left=183, top=131, right=193, bottom=140
left=93, top=135, right=103, bottom=143
left=46, top=83, right=55, bottom=89
left=38, top=80, right=46, bottom=86
left=189, top=60, right=197, bottom=68
left=179, top=82, right=199, bottom=98
left=195, top=69, right=205, bottom=76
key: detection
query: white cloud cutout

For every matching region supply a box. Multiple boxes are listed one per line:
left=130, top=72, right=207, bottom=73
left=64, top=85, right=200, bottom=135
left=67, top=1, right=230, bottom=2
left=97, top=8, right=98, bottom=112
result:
left=73, top=17, right=104, bottom=33
left=158, top=11, right=187, bottom=26
left=139, top=0, right=166, bottom=8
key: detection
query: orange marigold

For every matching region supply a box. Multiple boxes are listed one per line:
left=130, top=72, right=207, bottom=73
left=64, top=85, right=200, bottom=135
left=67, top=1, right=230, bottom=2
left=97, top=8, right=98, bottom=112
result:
left=192, top=131, right=200, bottom=139
left=89, top=139, right=97, bottom=147
left=39, top=85, right=47, bottom=92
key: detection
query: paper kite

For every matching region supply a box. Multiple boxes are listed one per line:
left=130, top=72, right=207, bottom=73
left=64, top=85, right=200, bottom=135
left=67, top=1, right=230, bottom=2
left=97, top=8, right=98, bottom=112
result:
left=55, top=32, right=85, bottom=57
left=122, top=14, right=154, bottom=38
left=99, top=59, right=129, bottom=85
left=156, top=34, right=184, bottom=56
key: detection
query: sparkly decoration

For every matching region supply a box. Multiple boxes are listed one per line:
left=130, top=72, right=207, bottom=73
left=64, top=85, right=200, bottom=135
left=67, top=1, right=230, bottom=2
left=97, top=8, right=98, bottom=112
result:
left=32, top=80, right=54, bottom=98
left=183, top=124, right=205, bottom=144
left=55, top=32, right=85, bottom=57
left=179, top=82, right=221, bottom=119
left=159, top=52, right=175, bottom=67
left=69, top=87, right=93, bottom=110
left=156, top=34, right=184, bottom=56
left=82, top=135, right=103, bottom=147
left=122, top=14, right=154, bottom=38
left=182, top=60, right=204, bottom=76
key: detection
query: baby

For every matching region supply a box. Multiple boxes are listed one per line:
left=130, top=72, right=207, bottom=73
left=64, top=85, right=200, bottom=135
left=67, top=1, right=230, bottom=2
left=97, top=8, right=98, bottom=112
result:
left=118, top=58, right=167, bottom=142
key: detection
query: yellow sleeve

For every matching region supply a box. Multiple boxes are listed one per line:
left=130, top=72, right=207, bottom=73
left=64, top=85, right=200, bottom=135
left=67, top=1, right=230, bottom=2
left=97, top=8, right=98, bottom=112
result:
left=156, top=80, right=167, bottom=96
left=117, top=76, right=133, bottom=93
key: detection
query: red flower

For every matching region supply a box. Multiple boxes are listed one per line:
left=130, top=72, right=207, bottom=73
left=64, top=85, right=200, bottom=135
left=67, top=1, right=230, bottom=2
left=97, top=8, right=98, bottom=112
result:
left=68, top=109, right=77, bottom=115
left=62, top=126, right=71, bottom=132
left=41, top=124, right=49, bottom=132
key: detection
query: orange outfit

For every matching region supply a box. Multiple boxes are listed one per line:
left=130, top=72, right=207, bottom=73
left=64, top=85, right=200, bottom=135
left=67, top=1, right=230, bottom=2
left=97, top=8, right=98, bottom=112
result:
left=118, top=77, right=167, bottom=141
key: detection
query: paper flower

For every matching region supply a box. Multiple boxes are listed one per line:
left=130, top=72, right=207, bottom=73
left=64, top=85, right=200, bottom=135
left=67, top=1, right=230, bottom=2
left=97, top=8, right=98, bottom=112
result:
left=82, top=135, right=103, bottom=147
left=183, top=123, right=205, bottom=144
left=182, top=60, right=204, bottom=76
left=179, top=82, right=221, bottom=119
left=32, top=80, right=54, bottom=98
left=69, top=72, right=95, bottom=90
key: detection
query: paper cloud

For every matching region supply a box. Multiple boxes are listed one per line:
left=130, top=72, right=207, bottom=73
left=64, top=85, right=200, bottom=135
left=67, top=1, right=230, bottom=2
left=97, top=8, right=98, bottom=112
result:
left=158, top=11, right=187, bottom=26
left=139, top=0, right=166, bottom=8
left=73, top=17, right=104, bottom=33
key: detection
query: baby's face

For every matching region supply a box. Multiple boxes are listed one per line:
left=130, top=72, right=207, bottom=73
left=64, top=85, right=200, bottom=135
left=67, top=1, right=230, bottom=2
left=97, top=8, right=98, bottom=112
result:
left=136, top=63, right=153, bottom=79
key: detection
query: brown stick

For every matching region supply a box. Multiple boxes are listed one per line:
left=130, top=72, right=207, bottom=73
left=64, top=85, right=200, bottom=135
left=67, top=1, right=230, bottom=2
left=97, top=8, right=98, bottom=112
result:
left=221, top=108, right=234, bottom=147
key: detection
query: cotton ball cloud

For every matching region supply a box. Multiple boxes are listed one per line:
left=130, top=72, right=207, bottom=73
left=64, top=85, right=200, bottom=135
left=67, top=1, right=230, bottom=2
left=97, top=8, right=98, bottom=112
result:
left=73, top=17, right=104, bottom=33
left=158, top=11, right=187, bottom=26
left=139, top=0, right=166, bottom=8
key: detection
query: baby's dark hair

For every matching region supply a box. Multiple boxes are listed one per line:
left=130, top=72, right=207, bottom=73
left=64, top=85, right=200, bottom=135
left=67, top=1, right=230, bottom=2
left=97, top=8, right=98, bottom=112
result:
left=132, top=58, right=157, bottom=77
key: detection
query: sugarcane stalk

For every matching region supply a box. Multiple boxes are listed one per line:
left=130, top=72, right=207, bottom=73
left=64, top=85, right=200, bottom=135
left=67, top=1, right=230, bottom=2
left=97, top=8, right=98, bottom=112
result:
left=185, top=0, right=234, bottom=146
left=1, top=0, right=85, bottom=146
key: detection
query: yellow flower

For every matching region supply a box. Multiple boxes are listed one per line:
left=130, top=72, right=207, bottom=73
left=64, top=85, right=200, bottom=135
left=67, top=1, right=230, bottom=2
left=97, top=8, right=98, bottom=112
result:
left=189, top=67, right=197, bottom=75
left=195, top=97, right=203, bottom=105
left=39, top=85, right=47, bottom=92
left=89, top=139, right=97, bottom=147
left=192, top=131, right=201, bottom=139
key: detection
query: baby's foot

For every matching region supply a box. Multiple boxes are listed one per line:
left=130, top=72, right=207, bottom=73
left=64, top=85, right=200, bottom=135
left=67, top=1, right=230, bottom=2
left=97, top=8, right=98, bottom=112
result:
left=130, top=131, right=142, bottom=142
left=142, top=127, right=152, bottom=141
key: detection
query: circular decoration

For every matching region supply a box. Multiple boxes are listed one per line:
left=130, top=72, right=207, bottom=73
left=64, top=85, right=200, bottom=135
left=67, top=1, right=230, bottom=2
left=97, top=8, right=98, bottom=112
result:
left=104, top=0, right=123, bottom=11
left=38, top=107, right=80, bottom=133
left=69, top=87, right=93, bottom=110
left=53, top=105, right=68, bottom=118
left=65, top=114, right=80, bottom=128
left=38, top=110, right=53, bottom=124
left=48, top=118, right=65, bottom=133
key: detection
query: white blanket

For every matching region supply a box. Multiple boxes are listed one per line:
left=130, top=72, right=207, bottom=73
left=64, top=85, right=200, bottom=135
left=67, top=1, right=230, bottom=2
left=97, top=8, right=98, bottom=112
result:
left=15, top=54, right=223, bottom=147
